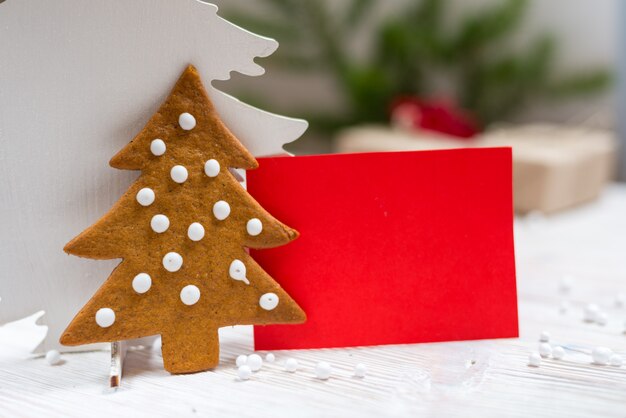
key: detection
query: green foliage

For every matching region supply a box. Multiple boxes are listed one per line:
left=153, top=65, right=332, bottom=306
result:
left=225, top=0, right=612, bottom=133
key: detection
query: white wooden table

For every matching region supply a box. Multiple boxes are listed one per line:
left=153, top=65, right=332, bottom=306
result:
left=1, top=186, right=625, bottom=417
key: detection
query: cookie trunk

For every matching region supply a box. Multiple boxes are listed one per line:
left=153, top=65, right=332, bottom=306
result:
left=161, top=328, right=220, bottom=374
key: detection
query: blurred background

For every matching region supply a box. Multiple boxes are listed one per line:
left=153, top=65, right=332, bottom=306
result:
left=212, top=0, right=622, bottom=214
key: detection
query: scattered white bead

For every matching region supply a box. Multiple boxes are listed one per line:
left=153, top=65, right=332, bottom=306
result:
left=95, top=308, right=115, bottom=328
left=609, top=354, right=623, bottom=367
left=236, top=355, right=248, bottom=367
left=315, top=361, right=332, bottom=380
left=163, top=252, right=183, bottom=272
left=136, top=187, right=155, bottom=206
left=583, top=303, right=600, bottom=322
left=187, top=222, right=205, bottom=241
left=615, top=292, right=625, bottom=308
left=150, top=139, right=166, bottom=156
left=132, top=273, right=152, bottom=294
left=558, top=275, right=572, bottom=294
left=528, top=352, right=542, bottom=367
left=596, top=311, right=608, bottom=326
left=237, top=365, right=252, bottom=380
left=259, top=293, right=279, bottom=311
left=265, top=353, right=275, bottom=363
left=246, top=218, right=263, bottom=236
left=552, top=346, right=565, bottom=360
left=229, top=260, right=249, bottom=285
left=204, top=159, right=220, bottom=178
left=179, top=112, right=196, bottom=130
left=151, top=214, right=170, bottom=233
left=591, top=346, right=613, bottom=365
left=539, top=343, right=552, bottom=358
left=354, top=363, right=367, bottom=378
left=284, top=358, right=298, bottom=372
left=180, top=285, right=200, bottom=306
left=213, top=200, right=231, bottom=220
left=170, top=165, right=188, bottom=184
left=247, top=354, right=263, bottom=371
left=539, top=331, right=550, bottom=343
left=45, top=350, right=62, bottom=366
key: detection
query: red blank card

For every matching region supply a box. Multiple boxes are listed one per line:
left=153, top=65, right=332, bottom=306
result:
left=248, top=148, right=518, bottom=350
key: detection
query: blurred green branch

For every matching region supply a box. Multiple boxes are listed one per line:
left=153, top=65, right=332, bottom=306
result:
left=225, top=0, right=612, bottom=134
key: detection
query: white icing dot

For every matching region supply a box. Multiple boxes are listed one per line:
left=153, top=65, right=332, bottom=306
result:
left=246, top=218, right=263, bottom=236
left=229, top=260, right=249, bottom=285
left=204, top=159, right=220, bottom=177
left=247, top=354, right=263, bottom=371
left=180, top=285, right=200, bottom=305
left=592, top=346, right=613, bottom=365
left=132, top=273, right=152, bottom=294
left=95, top=308, right=115, bottom=328
left=284, top=358, right=298, bottom=372
left=539, top=343, right=552, bottom=358
left=179, top=113, right=196, bottom=130
left=187, top=222, right=205, bottom=241
left=170, top=165, right=188, bottom=183
left=151, top=214, right=170, bottom=233
left=213, top=200, right=231, bottom=220
left=528, top=352, right=541, bottom=367
left=163, top=252, right=183, bottom=272
left=238, top=365, right=252, bottom=380
left=265, top=353, right=275, bottom=363
left=236, top=355, right=248, bottom=367
left=354, top=363, right=367, bottom=378
left=150, top=139, right=166, bottom=156
left=552, top=346, right=565, bottom=360
left=259, top=293, right=279, bottom=311
left=45, top=350, right=62, bottom=366
left=315, top=361, right=332, bottom=380
left=136, top=188, right=155, bottom=206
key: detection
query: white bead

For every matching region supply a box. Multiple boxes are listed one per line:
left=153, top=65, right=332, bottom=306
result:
left=591, top=346, right=613, bottom=365
left=552, top=346, right=565, bottom=360
left=180, top=285, right=200, bottom=306
left=237, top=365, right=252, bottom=380
left=151, top=214, right=170, bottom=233
left=265, top=353, right=275, bottom=363
left=315, top=361, right=332, bottom=380
left=187, top=222, right=205, bottom=241
left=247, top=354, right=263, bottom=371
left=45, top=350, right=62, bottom=366
left=179, top=112, right=196, bottom=130
left=236, top=355, right=248, bottom=367
left=596, top=311, right=608, bottom=326
left=259, top=293, right=279, bottom=311
left=204, top=159, right=220, bottom=177
left=609, top=354, right=623, bottom=367
left=150, top=139, right=166, bottom=156
left=163, top=252, right=183, bottom=272
left=539, top=331, right=550, bottom=343
left=354, top=363, right=367, bottom=378
left=539, top=343, right=552, bottom=358
left=213, top=200, right=231, bottom=220
left=229, top=260, right=249, bottom=285
left=583, top=303, right=600, bottom=322
left=170, top=165, right=188, bottom=183
left=528, top=352, right=542, bottom=367
left=95, top=308, right=115, bottom=328
left=246, top=218, right=263, bottom=236
left=132, top=273, right=152, bottom=294
left=284, top=358, right=298, bottom=372
left=136, top=188, right=155, bottom=206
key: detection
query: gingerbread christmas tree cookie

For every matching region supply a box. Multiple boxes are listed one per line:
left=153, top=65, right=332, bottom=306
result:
left=60, top=65, right=306, bottom=374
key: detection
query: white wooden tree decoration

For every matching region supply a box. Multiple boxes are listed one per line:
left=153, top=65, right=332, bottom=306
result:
left=0, top=0, right=307, bottom=353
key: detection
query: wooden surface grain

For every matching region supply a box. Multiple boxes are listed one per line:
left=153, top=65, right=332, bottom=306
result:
left=1, top=186, right=625, bottom=417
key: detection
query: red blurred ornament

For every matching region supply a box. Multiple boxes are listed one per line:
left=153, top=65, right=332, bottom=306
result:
left=391, top=97, right=480, bottom=139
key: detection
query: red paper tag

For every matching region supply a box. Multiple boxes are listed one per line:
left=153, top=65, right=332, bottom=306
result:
left=248, top=148, right=517, bottom=350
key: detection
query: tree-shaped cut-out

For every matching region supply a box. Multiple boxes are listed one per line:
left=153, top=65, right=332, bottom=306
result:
left=60, top=65, right=305, bottom=374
